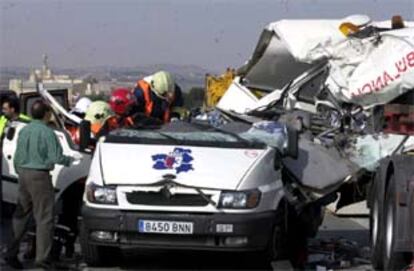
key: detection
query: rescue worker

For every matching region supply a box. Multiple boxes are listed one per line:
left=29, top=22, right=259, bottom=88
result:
left=84, top=100, right=113, bottom=137
left=133, top=71, right=184, bottom=123
left=95, top=88, right=136, bottom=137
left=0, top=96, right=30, bottom=138
left=4, top=101, right=80, bottom=270
left=66, top=97, right=92, bottom=144
left=69, top=97, right=92, bottom=119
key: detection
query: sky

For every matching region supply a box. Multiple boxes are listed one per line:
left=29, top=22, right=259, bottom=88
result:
left=0, top=0, right=413, bottom=71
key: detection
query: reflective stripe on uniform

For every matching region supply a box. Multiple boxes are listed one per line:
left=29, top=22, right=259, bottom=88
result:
left=136, top=79, right=171, bottom=123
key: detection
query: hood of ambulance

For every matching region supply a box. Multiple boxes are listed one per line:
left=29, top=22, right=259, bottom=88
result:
left=99, top=143, right=267, bottom=190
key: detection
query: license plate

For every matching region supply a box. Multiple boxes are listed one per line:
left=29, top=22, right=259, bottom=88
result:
left=138, top=220, right=193, bottom=234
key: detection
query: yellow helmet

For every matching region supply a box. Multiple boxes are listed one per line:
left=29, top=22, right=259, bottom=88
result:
left=84, top=101, right=113, bottom=125
left=151, top=71, right=175, bottom=98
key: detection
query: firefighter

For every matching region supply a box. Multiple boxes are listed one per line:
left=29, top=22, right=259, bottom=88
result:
left=66, top=97, right=92, bottom=144
left=84, top=100, right=113, bottom=137
left=133, top=71, right=184, bottom=123
left=69, top=97, right=92, bottom=119
left=95, top=88, right=136, bottom=137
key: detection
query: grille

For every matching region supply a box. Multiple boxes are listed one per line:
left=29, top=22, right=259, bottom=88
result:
left=125, top=191, right=211, bottom=206
left=121, top=232, right=215, bottom=247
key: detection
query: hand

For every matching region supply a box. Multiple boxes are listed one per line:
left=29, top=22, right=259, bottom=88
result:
left=71, top=152, right=83, bottom=160
left=70, top=152, right=83, bottom=165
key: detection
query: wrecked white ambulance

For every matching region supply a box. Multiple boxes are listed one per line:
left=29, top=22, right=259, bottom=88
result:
left=80, top=120, right=313, bottom=267
left=80, top=15, right=414, bottom=268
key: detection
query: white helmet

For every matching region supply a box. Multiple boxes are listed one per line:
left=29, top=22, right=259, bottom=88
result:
left=71, top=97, right=92, bottom=114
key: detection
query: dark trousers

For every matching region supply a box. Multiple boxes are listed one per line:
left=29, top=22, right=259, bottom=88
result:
left=6, top=168, right=54, bottom=264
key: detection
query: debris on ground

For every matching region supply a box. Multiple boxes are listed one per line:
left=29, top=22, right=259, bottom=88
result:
left=306, top=238, right=372, bottom=270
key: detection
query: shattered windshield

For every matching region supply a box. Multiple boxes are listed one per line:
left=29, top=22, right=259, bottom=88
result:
left=109, top=129, right=239, bottom=142
left=105, top=128, right=266, bottom=149
left=104, top=120, right=287, bottom=150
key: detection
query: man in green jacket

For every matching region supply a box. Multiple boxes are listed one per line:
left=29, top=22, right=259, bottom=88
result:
left=4, top=100, right=76, bottom=270
left=0, top=96, right=30, bottom=138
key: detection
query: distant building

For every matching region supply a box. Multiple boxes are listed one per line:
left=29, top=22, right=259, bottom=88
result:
left=92, top=81, right=136, bottom=95
left=9, top=55, right=85, bottom=104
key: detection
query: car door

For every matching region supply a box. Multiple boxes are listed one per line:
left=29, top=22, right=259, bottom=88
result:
left=1, top=120, right=27, bottom=204
left=2, top=88, right=72, bottom=204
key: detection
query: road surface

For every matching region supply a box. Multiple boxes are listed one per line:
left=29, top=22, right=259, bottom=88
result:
left=1, top=209, right=372, bottom=270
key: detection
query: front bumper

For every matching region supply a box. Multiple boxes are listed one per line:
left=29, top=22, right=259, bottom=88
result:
left=81, top=205, right=276, bottom=252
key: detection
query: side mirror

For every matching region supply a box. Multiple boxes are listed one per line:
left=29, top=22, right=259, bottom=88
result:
left=79, top=120, right=91, bottom=151
left=6, top=127, right=15, bottom=141
left=286, top=126, right=298, bottom=159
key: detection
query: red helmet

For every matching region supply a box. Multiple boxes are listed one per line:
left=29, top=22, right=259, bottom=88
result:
left=109, top=88, right=135, bottom=115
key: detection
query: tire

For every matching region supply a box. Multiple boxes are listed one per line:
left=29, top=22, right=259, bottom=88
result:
left=80, top=225, right=121, bottom=266
left=251, top=210, right=287, bottom=269
left=265, top=219, right=288, bottom=262
left=383, top=174, right=411, bottom=270
left=269, top=202, right=308, bottom=269
left=369, top=179, right=384, bottom=269
left=286, top=209, right=309, bottom=269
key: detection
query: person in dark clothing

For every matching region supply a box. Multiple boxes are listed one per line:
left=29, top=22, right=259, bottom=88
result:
left=133, top=71, right=184, bottom=123
left=4, top=101, right=78, bottom=270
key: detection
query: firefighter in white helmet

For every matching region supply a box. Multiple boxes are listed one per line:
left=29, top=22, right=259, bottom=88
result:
left=70, top=97, right=92, bottom=118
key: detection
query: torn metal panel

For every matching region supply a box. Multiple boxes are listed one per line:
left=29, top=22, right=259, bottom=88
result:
left=216, top=77, right=259, bottom=114
left=283, top=138, right=358, bottom=192
left=239, top=28, right=313, bottom=92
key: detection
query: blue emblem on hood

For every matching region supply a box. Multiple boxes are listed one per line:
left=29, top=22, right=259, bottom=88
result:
left=152, top=148, right=194, bottom=174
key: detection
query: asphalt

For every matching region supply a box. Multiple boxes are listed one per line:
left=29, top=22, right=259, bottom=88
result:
left=0, top=211, right=372, bottom=271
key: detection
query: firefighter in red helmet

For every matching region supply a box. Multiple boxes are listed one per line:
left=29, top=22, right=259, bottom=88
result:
left=95, top=88, right=136, bottom=137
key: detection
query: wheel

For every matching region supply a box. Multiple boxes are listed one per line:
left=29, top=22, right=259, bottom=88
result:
left=286, top=211, right=309, bottom=269
left=369, top=178, right=384, bottom=269
left=383, top=174, right=411, bottom=270
left=251, top=210, right=287, bottom=268
left=268, top=202, right=308, bottom=269
left=263, top=221, right=288, bottom=263
left=80, top=225, right=121, bottom=266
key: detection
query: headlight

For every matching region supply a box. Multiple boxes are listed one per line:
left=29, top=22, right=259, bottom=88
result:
left=218, top=189, right=261, bottom=209
left=86, top=183, right=117, bottom=205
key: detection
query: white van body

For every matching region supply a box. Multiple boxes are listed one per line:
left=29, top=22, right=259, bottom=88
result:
left=80, top=122, right=303, bottom=266
left=1, top=86, right=92, bottom=207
